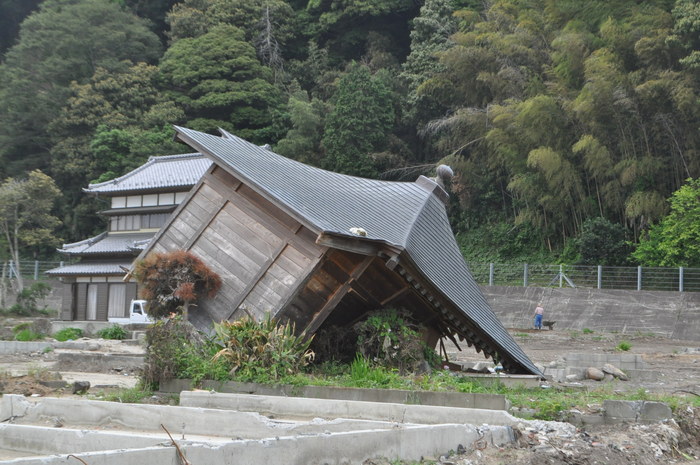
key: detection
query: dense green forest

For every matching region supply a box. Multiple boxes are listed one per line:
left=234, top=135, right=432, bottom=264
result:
left=0, top=0, right=698, bottom=266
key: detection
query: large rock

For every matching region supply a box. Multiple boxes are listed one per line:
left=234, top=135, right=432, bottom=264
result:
left=586, top=367, right=605, bottom=381
left=602, top=363, right=629, bottom=381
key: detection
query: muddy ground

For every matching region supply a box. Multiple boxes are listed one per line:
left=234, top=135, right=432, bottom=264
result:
left=1, top=327, right=699, bottom=465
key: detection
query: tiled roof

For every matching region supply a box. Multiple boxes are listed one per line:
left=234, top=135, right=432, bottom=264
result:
left=174, top=126, right=542, bottom=376
left=46, top=261, right=133, bottom=276
left=86, top=153, right=212, bottom=194
left=59, top=232, right=154, bottom=255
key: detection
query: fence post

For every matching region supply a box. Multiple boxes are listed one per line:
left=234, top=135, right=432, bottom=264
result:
left=523, top=263, right=529, bottom=287
left=34, top=260, right=39, bottom=280
left=559, top=264, right=563, bottom=288
left=489, top=263, right=494, bottom=286
left=679, top=267, right=684, bottom=292
left=637, top=266, right=642, bottom=291
left=597, top=265, right=602, bottom=289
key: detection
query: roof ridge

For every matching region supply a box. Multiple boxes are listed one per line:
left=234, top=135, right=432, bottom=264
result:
left=83, top=152, right=204, bottom=192
left=147, top=152, right=201, bottom=161
left=58, top=231, right=108, bottom=250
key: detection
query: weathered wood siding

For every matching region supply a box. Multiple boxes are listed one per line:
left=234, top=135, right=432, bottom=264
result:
left=61, top=283, right=74, bottom=320
left=150, top=166, right=325, bottom=326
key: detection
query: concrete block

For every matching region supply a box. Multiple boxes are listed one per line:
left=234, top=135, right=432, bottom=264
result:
left=486, top=426, right=517, bottom=447
left=639, top=402, right=672, bottom=422
left=0, top=341, right=52, bottom=355
left=603, top=400, right=639, bottom=422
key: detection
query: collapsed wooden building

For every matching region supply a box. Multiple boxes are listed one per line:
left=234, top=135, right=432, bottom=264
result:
left=134, top=126, right=542, bottom=375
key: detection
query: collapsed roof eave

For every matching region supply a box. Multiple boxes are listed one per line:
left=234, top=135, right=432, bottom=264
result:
left=312, top=232, right=543, bottom=377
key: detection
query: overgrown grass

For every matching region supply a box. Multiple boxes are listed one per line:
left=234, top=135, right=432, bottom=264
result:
left=507, top=385, right=699, bottom=420
left=53, top=327, right=83, bottom=341
left=96, top=325, right=128, bottom=340
left=14, top=328, right=44, bottom=341
left=100, top=387, right=154, bottom=403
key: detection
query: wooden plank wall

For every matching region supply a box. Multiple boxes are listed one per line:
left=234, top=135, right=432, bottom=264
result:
left=61, top=283, right=74, bottom=320
left=150, top=165, right=325, bottom=324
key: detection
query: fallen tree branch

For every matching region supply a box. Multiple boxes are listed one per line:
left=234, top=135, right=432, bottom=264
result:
left=67, top=455, right=89, bottom=465
left=161, top=423, right=191, bottom=465
left=673, top=390, right=700, bottom=397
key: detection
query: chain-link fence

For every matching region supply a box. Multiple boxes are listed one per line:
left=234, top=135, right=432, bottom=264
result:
left=1, top=260, right=65, bottom=281
left=466, top=263, right=700, bottom=292
left=4, top=260, right=699, bottom=292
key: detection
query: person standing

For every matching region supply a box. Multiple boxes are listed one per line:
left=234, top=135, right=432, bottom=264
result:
left=534, top=303, right=544, bottom=330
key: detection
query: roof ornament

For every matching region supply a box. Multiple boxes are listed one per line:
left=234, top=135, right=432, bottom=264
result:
left=434, top=165, right=454, bottom=190
left=349, top=227, right=367, bottom=237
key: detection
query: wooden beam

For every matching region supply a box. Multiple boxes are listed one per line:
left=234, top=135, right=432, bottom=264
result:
left=349, top=280, right=382, bottom=308
left=316, top=233, right=383, bottom=256
left=303, top=255, right=374, bottom=336
left=379, top=286, right=410, bottom=306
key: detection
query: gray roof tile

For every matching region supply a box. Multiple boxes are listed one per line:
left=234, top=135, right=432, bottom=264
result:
left=59, top=233, right=154, bottom=255
left=175, top=126, right=542, bottom=376
left=46, top=261, right=133, bottom=276
left=86, top=153, right=211, bottom=194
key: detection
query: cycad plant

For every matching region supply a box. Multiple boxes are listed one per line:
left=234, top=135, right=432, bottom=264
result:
left=212, top=316, right=314, bottom=382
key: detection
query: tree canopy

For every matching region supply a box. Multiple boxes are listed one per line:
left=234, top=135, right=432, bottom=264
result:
left=0, top=0, right=698, bottom=267
left=633, top=178, right=700, bottom=267
left=0, top=170, right=61, bottom=290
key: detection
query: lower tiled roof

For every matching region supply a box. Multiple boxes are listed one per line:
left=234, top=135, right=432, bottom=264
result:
left=46, top=261, right=133, bottom=276
left=59, top=232, right=154, bottom=255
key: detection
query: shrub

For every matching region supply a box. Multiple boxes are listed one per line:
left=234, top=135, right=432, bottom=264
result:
left=354, top=309, right=427, bottom=374
left=97, top=325, right=128, bottom=340
left=142, top=316, right=226, bottom=388
left=9, top=282, right=52, bottom=316
left=53, top=327, right=83, bottom=342
left=616, top=341, right=632, bottom=351
left=212, top=316, right=315, bottom=382
left=14, top=329, right=43, bottom=341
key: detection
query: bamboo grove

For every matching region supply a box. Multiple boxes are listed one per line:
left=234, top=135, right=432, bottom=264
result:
left=0, top=0, right=698, bottom=264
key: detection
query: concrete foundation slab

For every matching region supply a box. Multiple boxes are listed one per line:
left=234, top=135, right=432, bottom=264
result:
left=179, top=391, right=521, bottom=426
left=0, top=394, right=520, bottom=465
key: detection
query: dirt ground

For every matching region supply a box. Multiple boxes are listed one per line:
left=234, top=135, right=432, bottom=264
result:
left=447, top=328, right=700, bottom=394
left=432, top=329, right=700, bottom=465
left=1, top=329, right=699, bottom=465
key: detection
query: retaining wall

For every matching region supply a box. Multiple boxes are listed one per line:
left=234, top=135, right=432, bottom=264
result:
left=161, top=379, right=509, bottom=410
left=480, top=286, right=700, bottom=341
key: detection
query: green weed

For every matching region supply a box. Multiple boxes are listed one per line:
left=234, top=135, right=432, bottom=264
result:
left=97, top=325, right=128, bottom=340
left=53, top=327, right=83, bottom=341
left=101, top=387, right=154, bottom=403
left=14, top=329, right=43, bottom=341
left=582, top=328, right=594, bottom=334
left=616, top=341, right=632, bottom=351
